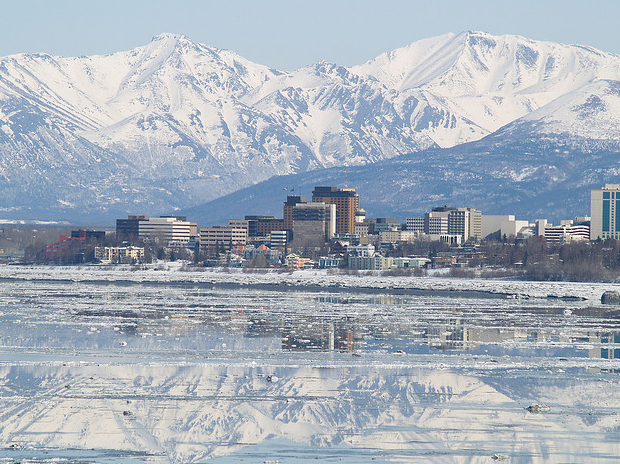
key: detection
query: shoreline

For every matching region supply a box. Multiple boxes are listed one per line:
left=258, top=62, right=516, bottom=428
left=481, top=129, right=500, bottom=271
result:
left=0, top=262, right=615, bottom=302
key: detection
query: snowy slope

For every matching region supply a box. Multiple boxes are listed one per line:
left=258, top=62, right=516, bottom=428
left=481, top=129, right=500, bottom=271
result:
left=2, top=31, right=620, bottom=221
left=352, top=31, right=620, bottom=147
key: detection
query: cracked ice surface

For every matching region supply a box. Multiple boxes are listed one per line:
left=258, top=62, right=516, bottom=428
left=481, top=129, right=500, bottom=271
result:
left=0, top=265, right=619, bottom=463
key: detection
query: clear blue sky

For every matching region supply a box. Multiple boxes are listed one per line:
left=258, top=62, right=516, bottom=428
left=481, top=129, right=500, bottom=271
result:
left=3, top=0, right=619, bottom=70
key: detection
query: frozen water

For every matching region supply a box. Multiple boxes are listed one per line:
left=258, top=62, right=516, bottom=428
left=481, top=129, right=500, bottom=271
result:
left=0, top=266, right=619, bottom=462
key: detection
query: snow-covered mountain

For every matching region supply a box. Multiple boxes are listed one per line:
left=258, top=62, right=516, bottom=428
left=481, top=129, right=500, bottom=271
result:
left=1, top=31, right=620, bottom=221
left=352, top=31, right=620, bottom=147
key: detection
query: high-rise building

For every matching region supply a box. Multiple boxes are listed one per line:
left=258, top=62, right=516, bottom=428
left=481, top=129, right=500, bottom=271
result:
left=425, top=207, right=453, bottom=235
left=406, top=217, right=425, bottom=233
left=291, top=202, right=336, bottom=249
left=312, top=186, right=359, bottom=234
left=591, top=184, right=620, bottom=240
left=116, top=215, right=148, bottom=242
left=283, top=196, right=307, bottom=230
left=448, top=207, right=482, bottom=242
left=424, top=206, right=481, bottom=241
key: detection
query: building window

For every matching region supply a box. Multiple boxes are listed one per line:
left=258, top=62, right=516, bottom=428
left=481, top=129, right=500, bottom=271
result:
left=604, top=192, right=611, bottom=199
left=603, top=200, right=610, bottom=232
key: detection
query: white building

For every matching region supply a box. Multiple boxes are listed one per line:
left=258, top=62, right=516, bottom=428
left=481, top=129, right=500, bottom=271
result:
left=348, top=255, right=394, bottom=270
left=270, top=230, right=288, bottom=249
left=590, top=184, right=620, bottom=240
left=542, top=218, right=590, bottom=243
left=139, top=216, right=196, bottom=242
left=200, top=226, right=248, bottom=248
left=481, top=215, right=531, bottom=239
left=423, top=207, right=481, bottom=241
left=379, top=230, right=418, bottom=243
left=393, top=257, right=430, bottom=268
left=94, top=246, right=145, bottom=263
left=347, top=244, right=375, bottom=257
left=425, top=209, right=450, bottom=235
left=405, top=217, right=425, bottom=233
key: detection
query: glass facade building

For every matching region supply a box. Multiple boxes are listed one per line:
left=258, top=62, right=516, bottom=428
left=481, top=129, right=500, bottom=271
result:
left=590, top=184, right=620, bottom=239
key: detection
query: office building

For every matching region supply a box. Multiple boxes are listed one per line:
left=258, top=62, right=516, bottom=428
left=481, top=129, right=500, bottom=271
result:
left=312, top=186, right=359, bottom=234
left=425, top=207, right=452, bottom=235
left=138, top=216, right=196, bottom=242
left=243, top=216, right=285, bottom=238
left=71, top=230, right=106, bottom=241
left=424, top=206, right=481, bottom=241
left=406, top=217, right=425, bottom=233
left=228, top=219, right=249, bottom=232
left=200, top=226, right=248, bottom=248
left=291, top=202, right=336, bottom=249
left=374, top=218, right=401, bottom=233
left=283, top=196, right=307, bottom=230
left=116, top=215, right=148, bottom=242
left=448, top=207, right=482, bottom=241
left=591, top=184, right=620, bottom=240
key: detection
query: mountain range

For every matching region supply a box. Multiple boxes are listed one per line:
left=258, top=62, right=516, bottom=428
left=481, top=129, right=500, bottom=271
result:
left=1, top=31, right=620, bottom=224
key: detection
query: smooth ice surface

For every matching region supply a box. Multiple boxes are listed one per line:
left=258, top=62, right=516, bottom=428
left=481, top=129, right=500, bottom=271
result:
left=0, top=265, right=619, bottom=463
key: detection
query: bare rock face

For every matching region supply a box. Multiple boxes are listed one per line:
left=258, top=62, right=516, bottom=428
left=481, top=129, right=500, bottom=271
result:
left=601, top=291, right=620, bottom=305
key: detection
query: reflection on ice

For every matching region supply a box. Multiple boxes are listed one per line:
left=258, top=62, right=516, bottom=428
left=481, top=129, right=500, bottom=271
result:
left=0, top=363, right=619, bottom=463
left=0, top=275, right=619, bottom=462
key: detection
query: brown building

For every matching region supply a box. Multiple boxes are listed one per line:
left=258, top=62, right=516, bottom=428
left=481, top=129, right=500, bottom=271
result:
left=283, top=195, right=307, bottom=230
left=256, top=218, right=284, bottom=237
left=312, top=186, right=359, bottom=235
left=242, top=216, right=285, bottom=238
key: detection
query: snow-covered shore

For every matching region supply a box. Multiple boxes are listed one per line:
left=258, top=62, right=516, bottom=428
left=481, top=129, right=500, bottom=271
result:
left=1, top=263, right=617, bottom=302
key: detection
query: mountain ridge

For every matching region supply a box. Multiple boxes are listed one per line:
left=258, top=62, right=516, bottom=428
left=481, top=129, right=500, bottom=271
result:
left=1, top=31, right=620, bottom=222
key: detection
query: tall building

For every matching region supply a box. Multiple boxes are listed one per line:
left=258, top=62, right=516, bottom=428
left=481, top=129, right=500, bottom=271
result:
left=256, top=218, right=285, bottom=237
left=406, top=217, right=425, bottom=233
left=312, top=186, right=359, bottom=234
left=448, top=207, right=482, bottom=241
left=424, top=206, right=481, bottom=241
left=116, top=215, right=148, bottom=242
left=591, top=184, right=620, bottom=240
left=291, top=202, right=336, bottom=249
left=283, top=196, right=307, bottom=230
left=425, top=207, right=453, bottom=235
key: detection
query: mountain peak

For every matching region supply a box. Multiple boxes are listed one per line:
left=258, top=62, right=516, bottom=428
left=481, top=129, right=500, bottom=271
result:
left=150, top=33, right=187, bottom=44
left=2, top=31, right=620, bottom=222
